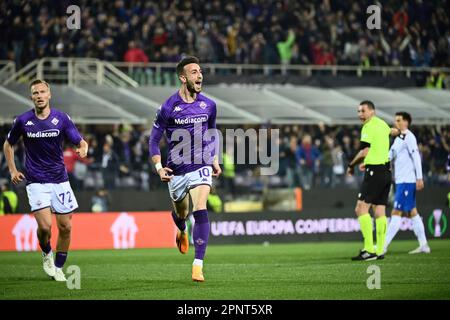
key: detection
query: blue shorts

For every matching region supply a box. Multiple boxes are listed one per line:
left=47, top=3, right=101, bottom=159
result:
left=393, top=183, right=416, bottom=213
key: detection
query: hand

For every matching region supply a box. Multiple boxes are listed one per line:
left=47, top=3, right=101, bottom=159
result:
left=359, top=163, right=365, bottom=172
left=212, top=162, right=222, bottom=178
left=10, top=170, right=25, bottom=185
left=346, top=165, right=354, bottom=176
left=390, top=127, right=401, bottom=137
left=76, top=146, right=88, bottom=158
left=158, top=167, right=173, bottom=182
left=416, top=179, right=424, bottom=191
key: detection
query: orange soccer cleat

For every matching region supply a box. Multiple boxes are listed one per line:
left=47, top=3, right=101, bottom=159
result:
left=192, top=265, right=204, bottom=282
left=176, top=230, right=189, bottom=254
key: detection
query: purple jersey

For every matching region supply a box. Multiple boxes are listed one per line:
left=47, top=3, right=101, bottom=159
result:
left=149, top=91, right=218, bottom=175
left=7, top=108, right=82, bottom=184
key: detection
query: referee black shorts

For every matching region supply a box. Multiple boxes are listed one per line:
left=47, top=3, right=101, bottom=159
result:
left=358, top=163, right=392, bottom=206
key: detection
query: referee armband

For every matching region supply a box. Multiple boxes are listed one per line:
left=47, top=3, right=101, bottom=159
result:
left=360, top=141, right=370, bottom=150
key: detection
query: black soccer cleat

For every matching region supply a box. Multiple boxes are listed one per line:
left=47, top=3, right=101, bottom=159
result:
left=351, top=250, right=378, bottom=261
left=377, top=254, right=385, bottom=260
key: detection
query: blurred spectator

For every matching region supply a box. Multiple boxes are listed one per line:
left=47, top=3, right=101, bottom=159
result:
left=91, top=189, right=110, bottom=213
left=296, top=134, right=321, bottom=190
left=101, top=141, right=120, bottom=190
left=221, top=151, right=236, bottom=199
left=277, top=29, right=296, bottom=74
left=278, top=135, right=298, bottom=188
left=63, top=145, right=92, bottom=190
left=0, top=183, right=18, bottom=215
left=123, top=40, right=149, bottom=63
left=207, top=186, right=223, bottom=213
left=2, top=0, right=448, bottom=69
left=425, top=69, right=446, bottom=89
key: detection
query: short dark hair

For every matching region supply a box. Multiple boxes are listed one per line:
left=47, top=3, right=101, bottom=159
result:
left=360, top=100, right=375, bottom=110
left=395, top=111, right=412, bottom=125
left=176, top=56, right=200, bottom=76
left=29, top=79, right=50, bottom=91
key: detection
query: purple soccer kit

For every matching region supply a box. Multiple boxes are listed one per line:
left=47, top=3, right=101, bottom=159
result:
left=7, top=108, right=82, bottom=184
left=7, top=108, right=82, bottom=266
left=149, top=91, right=218, bottom=175
left=149, top=91, right=218, bottom=261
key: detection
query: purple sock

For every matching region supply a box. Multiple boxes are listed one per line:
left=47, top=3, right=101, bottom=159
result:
left=55, top=252, right=68, bottom=268
left=193, top=209, right=209, bottom=260
left=172, top=211, right=186, bottom=232
left=40, top=242, right=52, bottom=255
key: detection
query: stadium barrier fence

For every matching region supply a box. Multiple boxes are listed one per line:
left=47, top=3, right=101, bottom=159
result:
left=0, top=206, right=447, bottom=251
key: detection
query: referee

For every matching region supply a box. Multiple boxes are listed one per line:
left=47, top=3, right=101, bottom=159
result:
left=347, top=100, right=393, bottom=261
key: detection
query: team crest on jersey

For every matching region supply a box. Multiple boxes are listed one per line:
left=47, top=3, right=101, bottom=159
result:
left=51, top=117, right=59, bottom=126
left=199, top=101, right=207, bottom=109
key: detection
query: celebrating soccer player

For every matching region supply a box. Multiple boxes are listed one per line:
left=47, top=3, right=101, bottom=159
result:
left=383, top=112, right=430, bottom=254
left=3, top=79, right=88, bottom=281
left=149, top=56, right=221, bottom=282
left=347, top=101, right=391, bottom=261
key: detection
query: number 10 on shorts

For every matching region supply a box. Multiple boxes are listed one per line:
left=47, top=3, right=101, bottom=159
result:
left=198, top=167, right=210, bottom=178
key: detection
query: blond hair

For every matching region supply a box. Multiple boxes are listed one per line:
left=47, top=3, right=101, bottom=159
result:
left=29, top=79, right=50, bottom=91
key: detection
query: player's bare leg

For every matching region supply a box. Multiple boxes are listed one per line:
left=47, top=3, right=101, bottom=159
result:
left=34, top=207, right=55, bottom=277
left=189, top=185, right=211, bottom=282
left=172, top=195, right=190, bottom=254
left=408, top=208, right=430, bottom=254
left=53, top=213, right=73, bottom=281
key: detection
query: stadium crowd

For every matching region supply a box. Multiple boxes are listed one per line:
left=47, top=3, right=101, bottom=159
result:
left=1, top=0, right=449, bottom=69
left=1, top=123, right=449, bottom=193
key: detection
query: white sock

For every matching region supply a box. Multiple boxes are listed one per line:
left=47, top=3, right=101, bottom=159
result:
left=193, top=259, right=203, bottom=267
left=411, top=215, right=428, bottom=247
left=385, top=215, right=401, bottom=249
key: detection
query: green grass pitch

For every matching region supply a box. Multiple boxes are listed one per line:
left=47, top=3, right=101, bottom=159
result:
left=1, top=239, right=449, bottom=300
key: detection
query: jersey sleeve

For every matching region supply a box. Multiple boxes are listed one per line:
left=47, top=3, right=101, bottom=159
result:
left=149, top=104, right=169, bottom=157
left=360, top=124, right=372, bottom=145
left=208, top=102, right=219, bottom=157
left=388, top=143, right=395, bottom=161
left=6, top=117, right=23, bottom=146
left=208, top=101, right=217, bottom=129
left=63, top=113, right=83, bottom=145
left=406, top=134, right=423, bottom=180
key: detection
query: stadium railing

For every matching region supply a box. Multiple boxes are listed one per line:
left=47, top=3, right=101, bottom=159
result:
left=1, top=58, right=138, bottom=87
left=0, top=60, right=16, bottom=84
left=2, top=58, right=450, bottom=88
left=111, top=61, right=450, bottom=86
